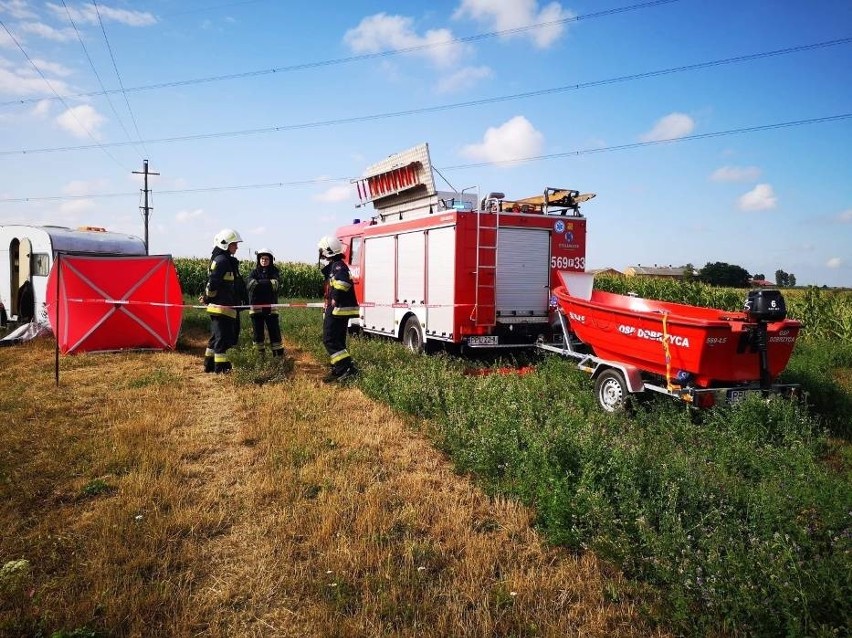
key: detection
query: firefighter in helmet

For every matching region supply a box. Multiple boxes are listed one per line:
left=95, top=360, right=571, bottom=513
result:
left=201, top=228, right=247, bottom=373
left=318, top=235, right=359, bottom=382
left=246, top=248, right=285, bottom=357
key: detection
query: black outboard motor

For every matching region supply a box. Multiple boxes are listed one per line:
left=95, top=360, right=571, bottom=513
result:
left=744, top=289, right=787, bottom=391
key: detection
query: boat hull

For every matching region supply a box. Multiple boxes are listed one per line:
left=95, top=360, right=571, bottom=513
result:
left=553, top=286, right=801, bottom=388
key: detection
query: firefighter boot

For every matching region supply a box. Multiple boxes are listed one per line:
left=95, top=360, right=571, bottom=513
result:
left=322, top=366, right=339, bottom=384
left=214, top=361, right=232, bottom=374
left=203, top=356, right=215, bottom=373
left=337, top=363, right=358, bottom=382
left=323, top=362, right=357, bottom=384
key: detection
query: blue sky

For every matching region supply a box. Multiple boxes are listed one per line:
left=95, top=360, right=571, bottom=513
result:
left=1, top=0, right=850, bottom=286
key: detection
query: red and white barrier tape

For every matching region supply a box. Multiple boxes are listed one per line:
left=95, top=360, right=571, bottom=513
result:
left=62, top=298, right=471, bottom=310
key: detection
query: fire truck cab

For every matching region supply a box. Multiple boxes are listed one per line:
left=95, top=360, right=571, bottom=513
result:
left=334, top=143, right=594, bottom=352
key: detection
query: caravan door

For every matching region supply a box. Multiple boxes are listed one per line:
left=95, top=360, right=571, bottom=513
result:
left=11, top=238, right=31, bottom=317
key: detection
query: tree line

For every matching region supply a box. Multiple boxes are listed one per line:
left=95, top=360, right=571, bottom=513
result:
left=682, top=262, right=797, bottom=287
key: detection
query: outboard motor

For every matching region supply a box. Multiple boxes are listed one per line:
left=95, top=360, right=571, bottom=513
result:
left=744, top=289, right=787, bottom=391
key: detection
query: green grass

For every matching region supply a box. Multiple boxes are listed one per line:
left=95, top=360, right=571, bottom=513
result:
left=266, top=303, right=852, bottom=637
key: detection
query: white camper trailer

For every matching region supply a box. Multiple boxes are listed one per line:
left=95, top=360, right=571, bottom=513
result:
left=0, top=225, right=146, bottom=324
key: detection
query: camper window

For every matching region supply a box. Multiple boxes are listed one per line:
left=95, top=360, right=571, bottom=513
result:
left=32, top=253, right=50, bottom=276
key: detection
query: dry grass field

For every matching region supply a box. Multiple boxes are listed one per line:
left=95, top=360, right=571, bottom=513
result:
left=0, top=325, right=668, bottom=637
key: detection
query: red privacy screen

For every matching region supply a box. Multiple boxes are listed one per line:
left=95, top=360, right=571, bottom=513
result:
left=46, top=254, right=184, bottom=354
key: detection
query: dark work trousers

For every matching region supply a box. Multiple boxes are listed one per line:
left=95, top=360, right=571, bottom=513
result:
left=251, top=311, right=282, bottom=350
left=322, top=311, right=352, bottom=374
left=208, top=314, right=239, bottom=359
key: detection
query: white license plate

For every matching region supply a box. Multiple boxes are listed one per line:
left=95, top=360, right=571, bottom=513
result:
left=726, top=389, right=751, bottom=403
left=468, top=335, right=498, bottom=346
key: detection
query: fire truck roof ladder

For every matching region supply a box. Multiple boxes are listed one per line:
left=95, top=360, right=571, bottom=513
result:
left=472, top=202, right=499, bottom=327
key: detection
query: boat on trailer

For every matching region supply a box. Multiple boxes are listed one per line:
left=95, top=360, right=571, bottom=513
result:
left=538, top=272, right=801, bottom=411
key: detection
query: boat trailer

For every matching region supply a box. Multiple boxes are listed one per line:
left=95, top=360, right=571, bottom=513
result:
left=537, top=311, right=801, bottom=413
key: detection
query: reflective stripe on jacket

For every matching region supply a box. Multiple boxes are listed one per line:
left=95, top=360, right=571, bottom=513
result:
left=323, top=258, right=359, bottom=317
left=205, top=247, right=245, bottom=316
left=246, top=263, right=281, bottom=315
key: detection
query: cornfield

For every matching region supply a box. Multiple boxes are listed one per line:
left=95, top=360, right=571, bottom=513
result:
left=594, top=274, right=852, bottom=342
left=173, top=257, right=323, bottom=299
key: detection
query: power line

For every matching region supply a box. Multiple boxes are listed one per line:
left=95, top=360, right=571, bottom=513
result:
left=92, top=0, right=150, bottom=157
left=0, top=18, right=130, bottom=170
left=61, top=0, right=144, bottom=159
left=2, top=113, right=848, bottom=204
left=2, top=37, right=848, bottom=157
left=0, top=0, right=682, bottom=107
left=441, top=114, right=852, bottom=170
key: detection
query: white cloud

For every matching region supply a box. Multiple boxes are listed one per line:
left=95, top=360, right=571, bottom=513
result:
left=30, top=57, right=73, bottom=76
left=738, top=183, right=777, bottom=211
left=17, top=21, right=76, bottom=41
left=454, top=0, right=573, bottom=48
left=837, top=209, right=852, bottom=223
left=314, top=185, right=353, bottom=203
left=55, top=104, right=105, bottom=138
left=31, top=99, right=51, bottom=116
left=826, top=257, right=843, bottom=269
left=176, top=208, right=204, bottom=223
left=344, top=13, right=465, bottom=68
left=59, top=198, right=95, bottom=215
left=710, top=165, right=761, bottom=182
left=0, top=0, right=38, bottom=20
left=436, top=65, right=492, bottom=93
left=0, top=62, right=73, bottom=95
left=45, top=2, right=156, bottom=27
left=640, top=112, right=695, bottom=142
left=0, top=29, right=14, bottom=48
left=460, top=115, right=544, bottom=165
left=62, top=178, right=108, bottom=196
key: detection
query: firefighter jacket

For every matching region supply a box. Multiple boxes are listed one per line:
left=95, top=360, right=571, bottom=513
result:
left=321, top=257, right=359, bottom=317
left=246, top=262, right=281, bottom=314
left=204, top=247, right=246, bottom=319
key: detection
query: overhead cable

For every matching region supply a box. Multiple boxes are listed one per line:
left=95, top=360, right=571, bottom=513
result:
left=1, top=37, right=848, bottom=157
left=2, top=113, right=848, bottom=203
left=0, top=0, right=682, bottom=107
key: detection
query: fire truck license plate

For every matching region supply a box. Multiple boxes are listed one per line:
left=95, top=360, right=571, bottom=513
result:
left=726, top=389, right=751, bottom=403
left=468, top=335, right=498, bottom=346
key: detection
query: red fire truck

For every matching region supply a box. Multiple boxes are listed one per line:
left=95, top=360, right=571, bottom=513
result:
left=333, top=143, right=595, bottom=352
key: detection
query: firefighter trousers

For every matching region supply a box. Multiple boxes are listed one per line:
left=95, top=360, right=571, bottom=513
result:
left=250, top=311, right=283, bottom=354
left=207, top=314, right=239, bottom=370
left=322, top=312, right=353, bottom=374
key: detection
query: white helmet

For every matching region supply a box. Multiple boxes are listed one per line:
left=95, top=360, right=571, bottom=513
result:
left=255, top=248, right=274, bottom=262
left=213, top=228, right=243, bottom=249
left=317, top=235, right=344, bottom=258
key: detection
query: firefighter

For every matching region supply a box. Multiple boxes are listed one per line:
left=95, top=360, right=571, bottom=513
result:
left=246, top=248, right=285, bottom=357
left=317, top=235, right=359, bottom=382
left=201, top=228, right=247, bottom=373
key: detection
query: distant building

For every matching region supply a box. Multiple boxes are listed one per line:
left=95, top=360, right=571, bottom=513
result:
left=588, top=267, right=623, bottom=277
left=624, top=264, right=688, bottom=279
left=750, top=278, right=775, bottom=287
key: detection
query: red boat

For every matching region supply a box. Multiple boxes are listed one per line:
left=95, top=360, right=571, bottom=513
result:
left=553, top=273, right=801, bottom=389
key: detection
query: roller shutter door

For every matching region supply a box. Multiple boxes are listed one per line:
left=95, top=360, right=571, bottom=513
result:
left=496, top=228, right=549, bottom=316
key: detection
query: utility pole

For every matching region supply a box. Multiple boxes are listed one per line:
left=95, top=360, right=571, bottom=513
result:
left=133, top=159, right=159, bottom=254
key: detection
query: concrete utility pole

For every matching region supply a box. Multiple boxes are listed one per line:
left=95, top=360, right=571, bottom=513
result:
left=133, top=159, right=159, bottom=254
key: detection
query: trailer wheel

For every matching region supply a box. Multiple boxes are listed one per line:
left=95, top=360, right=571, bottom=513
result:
left=402, top=316, right=425, bottom=354
left=595, top=369, right=630, bottom=413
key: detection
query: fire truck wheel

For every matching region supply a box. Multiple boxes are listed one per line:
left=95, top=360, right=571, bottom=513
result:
left=594, top=369, right=631, bottom=413
left=402, top=315, right=425, bottom=354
